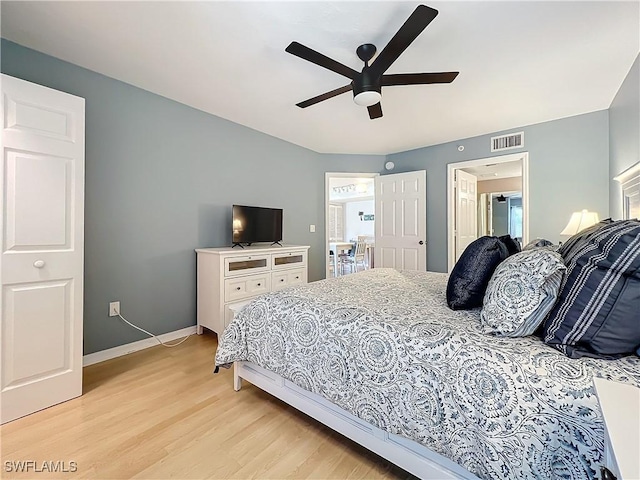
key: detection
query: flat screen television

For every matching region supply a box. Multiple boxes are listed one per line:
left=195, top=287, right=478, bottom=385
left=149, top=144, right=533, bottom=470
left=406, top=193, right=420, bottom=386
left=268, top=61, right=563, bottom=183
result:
left=232, top=205, right=283, bottom=246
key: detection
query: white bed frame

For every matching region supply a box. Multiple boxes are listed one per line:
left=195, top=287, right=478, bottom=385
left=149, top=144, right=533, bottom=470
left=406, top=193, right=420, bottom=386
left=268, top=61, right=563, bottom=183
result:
left=234, top=361, right=480, bottom=480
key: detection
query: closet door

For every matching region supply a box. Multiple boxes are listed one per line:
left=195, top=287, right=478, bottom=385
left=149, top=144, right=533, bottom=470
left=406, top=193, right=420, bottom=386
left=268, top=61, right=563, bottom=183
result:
left=1, top=75, right=85, bottom=423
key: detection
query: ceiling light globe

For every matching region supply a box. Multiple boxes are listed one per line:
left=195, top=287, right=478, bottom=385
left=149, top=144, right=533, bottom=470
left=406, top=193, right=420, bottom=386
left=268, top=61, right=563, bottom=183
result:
left=353, top=91, right=382, bottom=107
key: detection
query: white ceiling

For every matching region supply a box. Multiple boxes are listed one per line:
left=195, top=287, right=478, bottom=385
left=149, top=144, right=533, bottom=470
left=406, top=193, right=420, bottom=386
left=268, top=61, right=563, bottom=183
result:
left=462, top=160, right=522, bottom=180
left=2, top=1, right=638, bottom=155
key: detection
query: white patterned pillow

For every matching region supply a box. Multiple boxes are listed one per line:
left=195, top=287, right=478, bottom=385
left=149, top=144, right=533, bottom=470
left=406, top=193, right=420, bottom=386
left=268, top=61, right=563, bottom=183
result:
left=480, top=249, right=566, bottom=337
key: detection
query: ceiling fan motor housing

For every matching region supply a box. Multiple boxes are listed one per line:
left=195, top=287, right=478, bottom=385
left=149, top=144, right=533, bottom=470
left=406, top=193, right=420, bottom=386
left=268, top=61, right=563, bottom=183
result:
left=352, top=67, right=382, bottom=100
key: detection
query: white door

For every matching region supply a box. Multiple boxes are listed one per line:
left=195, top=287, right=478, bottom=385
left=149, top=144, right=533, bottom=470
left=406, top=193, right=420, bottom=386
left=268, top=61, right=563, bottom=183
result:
left=374, top=170, right=427, bottom=270
left=478, top=193, right=489, bottom=236
left=1, top=75, right=85, bottom=423
left=454, top=170, right=477, bottom=261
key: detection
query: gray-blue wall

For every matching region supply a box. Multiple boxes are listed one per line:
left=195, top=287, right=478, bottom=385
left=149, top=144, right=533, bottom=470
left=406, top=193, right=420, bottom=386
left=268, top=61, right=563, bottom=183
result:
left=609, top=54, right=640, bottom=219
left=1, top=40, right=385, bottom=354
left=388, top=111, right=610, bottom=272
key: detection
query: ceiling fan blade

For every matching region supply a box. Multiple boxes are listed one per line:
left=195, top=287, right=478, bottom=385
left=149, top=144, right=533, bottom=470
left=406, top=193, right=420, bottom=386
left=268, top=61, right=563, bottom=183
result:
left=382, top=72, right=459, bottom=86
left=367, top=103, right=383, bottom=119
left=370, top=5, right=438, bottom=77
left=296, top=85, right=352, bottom=108
left=286, top=42, right=358, bottom=80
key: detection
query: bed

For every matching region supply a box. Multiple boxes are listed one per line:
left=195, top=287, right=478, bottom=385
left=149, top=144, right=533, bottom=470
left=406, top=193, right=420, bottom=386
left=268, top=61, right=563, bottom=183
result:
left=214, top=268, right=640, bottom=479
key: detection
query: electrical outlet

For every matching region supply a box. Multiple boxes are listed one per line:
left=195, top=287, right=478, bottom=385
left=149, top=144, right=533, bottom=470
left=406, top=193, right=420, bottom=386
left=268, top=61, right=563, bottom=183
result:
left=109, top=301, right=120, bottom=317
left=309, top=224, right=316, bottom=233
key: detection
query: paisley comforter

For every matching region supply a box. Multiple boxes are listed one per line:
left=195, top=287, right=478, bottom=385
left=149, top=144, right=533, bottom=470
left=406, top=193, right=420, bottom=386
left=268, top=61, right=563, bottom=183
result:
left=215, top=269, right=640, bottom=479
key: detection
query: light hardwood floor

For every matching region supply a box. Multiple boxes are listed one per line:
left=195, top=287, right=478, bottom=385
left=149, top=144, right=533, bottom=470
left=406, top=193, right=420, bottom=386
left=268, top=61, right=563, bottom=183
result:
left=1, top=332, right=412, bottom=479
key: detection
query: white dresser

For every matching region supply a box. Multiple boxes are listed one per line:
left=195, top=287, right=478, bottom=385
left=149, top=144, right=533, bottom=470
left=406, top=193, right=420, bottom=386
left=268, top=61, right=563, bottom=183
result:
left=196, top=245, right=310, bottom=335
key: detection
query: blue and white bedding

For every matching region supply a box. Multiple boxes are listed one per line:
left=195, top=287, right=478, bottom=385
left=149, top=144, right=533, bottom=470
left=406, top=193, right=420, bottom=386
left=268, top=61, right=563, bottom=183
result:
left=215, top=268, right=640, bottom=480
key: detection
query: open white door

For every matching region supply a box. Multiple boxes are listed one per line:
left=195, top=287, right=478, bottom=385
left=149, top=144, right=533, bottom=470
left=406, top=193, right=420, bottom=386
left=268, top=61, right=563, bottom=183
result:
left=478, top=193, right=489, bottom=236
left=454, top=169, right=478, bottom=261
left=374, top=170, right=426, bottom=270
left=1, top=75, right=85, bottom=423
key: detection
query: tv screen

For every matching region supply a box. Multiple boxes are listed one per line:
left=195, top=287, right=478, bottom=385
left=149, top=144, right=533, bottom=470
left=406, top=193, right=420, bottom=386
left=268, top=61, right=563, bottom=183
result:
left=232, top=205, right=283, bottom=245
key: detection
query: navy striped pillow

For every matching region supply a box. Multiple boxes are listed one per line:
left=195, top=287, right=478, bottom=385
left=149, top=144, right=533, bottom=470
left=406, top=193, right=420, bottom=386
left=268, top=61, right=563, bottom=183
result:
left=543, top=219, right=640, bottom=358
left=557, top=219, right=613, bottom=259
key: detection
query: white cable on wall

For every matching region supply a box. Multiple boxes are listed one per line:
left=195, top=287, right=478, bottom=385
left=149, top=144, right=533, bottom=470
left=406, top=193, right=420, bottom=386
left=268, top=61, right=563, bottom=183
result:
left=117, top=313, right=192, bottom=348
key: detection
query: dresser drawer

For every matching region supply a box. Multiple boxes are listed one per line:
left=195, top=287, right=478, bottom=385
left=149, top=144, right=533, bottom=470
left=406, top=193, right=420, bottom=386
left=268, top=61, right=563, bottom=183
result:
left=224, top=300, right=253, bottom=328
left=224, top=304, right=235, bottom=329
left=224, top=274, right=270, bottom=302
left=271, top=268, right=306, bottom=291
left=271, top=250, right=307, bottom=270
left=224, top=254, right=270, bottom=277
left=287, top=269, right=306, bottom=286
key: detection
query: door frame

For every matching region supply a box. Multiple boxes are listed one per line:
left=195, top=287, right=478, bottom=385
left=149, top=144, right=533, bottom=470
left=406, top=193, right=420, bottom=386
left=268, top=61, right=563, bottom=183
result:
left=325, top=172, right=378, bottom=279
left=446, top=152, right=529, bottom=272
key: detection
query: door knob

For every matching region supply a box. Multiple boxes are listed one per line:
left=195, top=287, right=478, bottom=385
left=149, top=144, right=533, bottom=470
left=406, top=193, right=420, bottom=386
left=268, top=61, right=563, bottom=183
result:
left=419, top=241, right=424, bottom=245
left=33, top=260, right=46, bottom=268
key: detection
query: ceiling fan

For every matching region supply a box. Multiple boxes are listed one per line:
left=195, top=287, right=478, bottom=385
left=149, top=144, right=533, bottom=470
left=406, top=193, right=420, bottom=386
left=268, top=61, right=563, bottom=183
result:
left=285, top=4, right=459, bottom=120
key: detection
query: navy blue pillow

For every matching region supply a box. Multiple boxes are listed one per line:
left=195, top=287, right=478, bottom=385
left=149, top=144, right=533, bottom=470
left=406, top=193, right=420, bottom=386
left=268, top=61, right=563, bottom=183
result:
left=499, top=235, right=521, bottom=256
left=446, top=236, right=509, bottom=310
left=543, top=219, right=640, bottom=358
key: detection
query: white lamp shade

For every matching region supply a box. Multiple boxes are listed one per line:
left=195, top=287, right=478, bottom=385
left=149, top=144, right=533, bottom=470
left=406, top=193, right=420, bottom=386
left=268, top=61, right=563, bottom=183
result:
left=353, top=91, right=381, bottom=107
left=560, top=210, right=600, bottom=236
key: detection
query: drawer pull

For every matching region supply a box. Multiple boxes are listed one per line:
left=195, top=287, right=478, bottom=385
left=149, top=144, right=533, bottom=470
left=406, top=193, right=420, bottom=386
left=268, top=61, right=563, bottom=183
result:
left=280, top=279, right=285, bottom=282
left=257, top=283, right=261, bottom=286
left=295, top=276, right=299, bottom=279
left=236, top=287, right=241, bottom=291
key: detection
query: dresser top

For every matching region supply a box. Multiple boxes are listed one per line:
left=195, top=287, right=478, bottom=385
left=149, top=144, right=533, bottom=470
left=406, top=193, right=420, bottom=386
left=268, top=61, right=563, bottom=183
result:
left=196, top=244, right=310, bottom=255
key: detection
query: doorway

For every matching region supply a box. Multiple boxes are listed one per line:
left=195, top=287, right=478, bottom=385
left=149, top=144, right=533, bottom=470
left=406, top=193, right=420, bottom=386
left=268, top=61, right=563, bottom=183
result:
left=447, top=153, right=529, bottom=271
left=325, top=173, right=377, bottom=278
left=482, top=192, right=523, bottom=239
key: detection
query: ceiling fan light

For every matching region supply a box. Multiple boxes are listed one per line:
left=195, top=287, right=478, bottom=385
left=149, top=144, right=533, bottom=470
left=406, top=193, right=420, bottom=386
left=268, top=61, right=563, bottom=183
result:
left=353, top=91, right=381, bottom=107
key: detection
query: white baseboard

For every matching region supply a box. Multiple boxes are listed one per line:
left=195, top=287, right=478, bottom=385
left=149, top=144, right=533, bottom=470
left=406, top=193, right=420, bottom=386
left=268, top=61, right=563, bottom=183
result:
left=83, top=326, right=197, bottom=367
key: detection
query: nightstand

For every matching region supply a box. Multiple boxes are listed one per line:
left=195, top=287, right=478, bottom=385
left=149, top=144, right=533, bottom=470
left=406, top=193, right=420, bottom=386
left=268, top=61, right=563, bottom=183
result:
left=593, top=377, right=640, bottom=480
